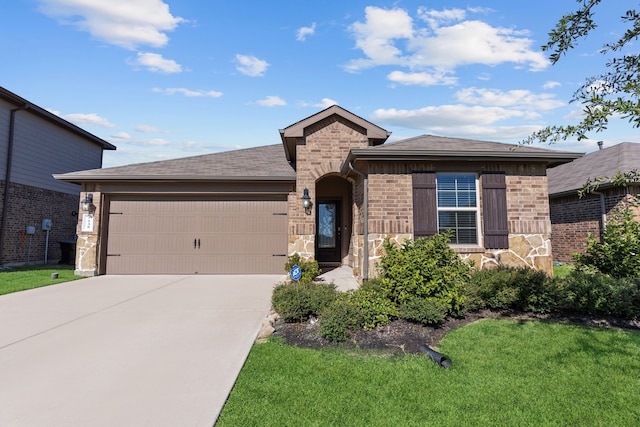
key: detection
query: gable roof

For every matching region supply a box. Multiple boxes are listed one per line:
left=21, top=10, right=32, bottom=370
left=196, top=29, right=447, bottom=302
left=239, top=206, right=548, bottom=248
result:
left=547, top=142, right=640, bottom=196
left=341, top=134, right=582, bottom=173
left=55, top=143, right=295, bottom=183
left=279, top=105, right=390, bottom=162
left=0, top=86, right=116, bottom=151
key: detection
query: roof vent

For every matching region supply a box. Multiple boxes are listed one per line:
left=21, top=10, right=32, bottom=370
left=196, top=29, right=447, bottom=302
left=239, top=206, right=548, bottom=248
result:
left=597, top=140, right=604, bottom=150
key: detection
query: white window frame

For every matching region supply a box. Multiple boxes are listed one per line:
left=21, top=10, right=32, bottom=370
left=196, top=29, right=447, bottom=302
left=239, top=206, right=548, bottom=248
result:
left=436, top=173, right=481, bottom=246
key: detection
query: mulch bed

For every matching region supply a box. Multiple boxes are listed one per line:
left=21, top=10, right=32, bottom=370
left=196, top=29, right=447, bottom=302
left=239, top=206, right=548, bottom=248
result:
left=273, top=310, right=640, bottom=355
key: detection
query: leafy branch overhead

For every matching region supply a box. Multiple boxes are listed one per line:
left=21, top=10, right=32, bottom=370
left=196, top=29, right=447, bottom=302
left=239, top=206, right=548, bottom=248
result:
left=523, top=0, right=640, bottom=144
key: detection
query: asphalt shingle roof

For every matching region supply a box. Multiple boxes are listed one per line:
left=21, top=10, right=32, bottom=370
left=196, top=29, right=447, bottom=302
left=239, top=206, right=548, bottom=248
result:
left=547, top=142, right=640, bottom=196
left=373, top=134, right=579, bottom=155
left=56, top=144, right=295, bottom=181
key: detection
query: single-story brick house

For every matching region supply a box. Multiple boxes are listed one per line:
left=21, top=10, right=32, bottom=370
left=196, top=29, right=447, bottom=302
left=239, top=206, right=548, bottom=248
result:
left=55, top=106, right=581, bottom=278
left=548, top=141, right=640, bottom=262
left=0, top=86, right=115, bottom=267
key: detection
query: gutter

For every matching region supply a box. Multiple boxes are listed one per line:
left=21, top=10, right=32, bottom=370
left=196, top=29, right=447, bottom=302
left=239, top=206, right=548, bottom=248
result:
left=348, top=161, right=369, bottom=281
left=0, top=107, right=25, bottom=264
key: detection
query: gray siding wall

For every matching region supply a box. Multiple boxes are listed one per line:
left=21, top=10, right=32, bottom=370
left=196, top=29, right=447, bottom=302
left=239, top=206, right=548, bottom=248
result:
left=0, top=98, right=104, bottom=195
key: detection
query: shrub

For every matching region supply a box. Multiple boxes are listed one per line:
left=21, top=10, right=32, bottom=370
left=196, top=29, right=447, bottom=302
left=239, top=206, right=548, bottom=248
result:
left=398, top=297, right=447, bottom=325
left=466, top=267, right=561, bottom=313
left=560, top=271, right=640, bottom=319
left=573, top=207, right=640, bottom=278
left=284, top=253, right=321, bottom=284
left=348, top=288, right=398, bottom=329
left=377, top=233, right=471, bottom=316
left=271, top=281, right=338, bottom=322
left=318, top=297, right=364, bottom=342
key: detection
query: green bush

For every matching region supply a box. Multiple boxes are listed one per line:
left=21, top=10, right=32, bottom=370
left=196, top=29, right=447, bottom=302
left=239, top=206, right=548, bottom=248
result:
left=271, top=281, right=338, bottom=322
left=561, top=271, right=640, bottom=319
left=377, top=233, right=471, bottom=316
left=348, top=289, right=398, bottom=329
left=398, top=297, right=447, bottom=325
left=318, top=297, right=364, bottom=342
left=573, top=207, right=640, bottom=278
left=466, top=267, right=560, bottom=313
left=284, top=253, right=321, bottom=284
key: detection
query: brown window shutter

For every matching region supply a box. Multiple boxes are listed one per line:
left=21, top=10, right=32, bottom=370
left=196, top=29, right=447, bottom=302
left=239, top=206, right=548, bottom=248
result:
left=482, top=172, right=509, bottom=249
left=412, top=172, right=437, bottom=237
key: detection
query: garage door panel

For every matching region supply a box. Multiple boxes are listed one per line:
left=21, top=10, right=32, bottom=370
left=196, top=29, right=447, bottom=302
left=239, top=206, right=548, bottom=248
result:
left=106, top=199, right=288, bottom=274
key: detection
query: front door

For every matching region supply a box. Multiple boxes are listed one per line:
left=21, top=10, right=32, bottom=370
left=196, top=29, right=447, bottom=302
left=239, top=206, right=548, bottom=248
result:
left=316, top=200, right=341, bottom=264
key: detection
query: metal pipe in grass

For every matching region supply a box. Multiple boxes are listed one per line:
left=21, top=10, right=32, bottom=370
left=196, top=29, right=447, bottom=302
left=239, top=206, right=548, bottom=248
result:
left=420, top=344, right=452, bottom=368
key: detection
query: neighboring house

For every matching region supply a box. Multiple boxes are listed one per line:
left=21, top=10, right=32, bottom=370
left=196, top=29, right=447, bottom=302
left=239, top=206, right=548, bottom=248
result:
left=0, top=87, right=116, bottom=267
left=548, top=142, right=640, bottom=262
left=55, top=106, right=580, bottom=278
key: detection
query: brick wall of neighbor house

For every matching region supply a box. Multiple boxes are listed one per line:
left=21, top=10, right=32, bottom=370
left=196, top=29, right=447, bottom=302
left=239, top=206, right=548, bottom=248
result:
left=73, top=184, right=102, bottom=276
left=361, top=162, right=554, bottom=275
left=288, top=116, right=370, bottom=262
left=0, top=181, right=78, bottom=266
left=550, top=185, right=640, bottom=262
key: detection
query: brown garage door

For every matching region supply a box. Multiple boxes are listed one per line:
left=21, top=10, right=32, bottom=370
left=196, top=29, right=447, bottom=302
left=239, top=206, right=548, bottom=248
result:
left=105, top=198, right=288, bottom=274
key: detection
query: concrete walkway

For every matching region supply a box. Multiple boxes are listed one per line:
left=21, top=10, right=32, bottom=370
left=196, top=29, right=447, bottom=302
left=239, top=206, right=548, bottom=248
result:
left=0, top=274, right=283, bottom=427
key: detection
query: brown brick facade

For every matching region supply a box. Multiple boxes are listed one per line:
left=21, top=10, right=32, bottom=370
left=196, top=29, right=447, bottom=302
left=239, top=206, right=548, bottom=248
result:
left=550, top=186, right=640, bottom=262
left=0, top=180, right=79, bottom=266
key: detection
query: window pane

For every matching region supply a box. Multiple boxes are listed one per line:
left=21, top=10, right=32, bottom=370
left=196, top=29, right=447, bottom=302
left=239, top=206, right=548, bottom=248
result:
left=438, top=191, right=457, bottom=207
left=438, top=211, right=477, bottom=245
left=318, top=203, right=336, bottom=248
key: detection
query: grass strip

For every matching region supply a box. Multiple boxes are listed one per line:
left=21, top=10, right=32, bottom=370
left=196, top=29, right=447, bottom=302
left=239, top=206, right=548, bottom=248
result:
left=0, top=265, right=83, bottom=295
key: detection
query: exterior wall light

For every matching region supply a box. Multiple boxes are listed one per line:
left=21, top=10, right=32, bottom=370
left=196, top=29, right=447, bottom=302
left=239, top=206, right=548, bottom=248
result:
left=301, top=188, right=313, bottom=215
left=81, top=193, right=93, bottom=212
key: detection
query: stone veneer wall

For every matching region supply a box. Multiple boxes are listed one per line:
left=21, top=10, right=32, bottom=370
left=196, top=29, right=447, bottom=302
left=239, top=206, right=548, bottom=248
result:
left=74, top=184, right=102, bottom=276
left=287, top=116, right=370, bottom=263
left=0, top=180, right=78, bottom=266
left=356, top=162, right=555, bottom=276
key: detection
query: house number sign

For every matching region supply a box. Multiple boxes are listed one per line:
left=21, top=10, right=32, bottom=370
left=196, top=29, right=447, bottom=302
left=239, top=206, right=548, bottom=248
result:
left=81, top=213, right=94, bottom=232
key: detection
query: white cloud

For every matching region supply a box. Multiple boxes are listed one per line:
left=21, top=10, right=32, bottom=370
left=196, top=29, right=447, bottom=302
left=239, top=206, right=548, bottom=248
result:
left=543, top=81, right=561, bottom=90
left=455, top=87, right=565, bottom=110
left=51, top=111, right=116, bottom=128
left=236, top=54, right=269, bottom=77
left=257, top=96, right=287, bottom=107
left=346, top=7, right=413, bottom=71
left=37, top=0, right=185, bottom=50
left=387, top=70, right=457, bottom=86
left=110, top=131, right=131, bottom=140
left=297, top=22, right=316, bottom=41
left=152, top=87, right=223, bottom=97
left=135, top=52, right=182, bottom=73
left=315, top=98, right=337, bottom=108
left=346, top=6, right=549, bottom=74
left=371, top=105, right=530, bottom=129
left=134, top=124, right=160, bottom=133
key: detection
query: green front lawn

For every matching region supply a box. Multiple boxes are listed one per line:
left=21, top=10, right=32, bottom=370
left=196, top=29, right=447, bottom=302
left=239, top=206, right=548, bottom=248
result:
left=218, top=319, right=640, bottom=426
left=0, top=264, right=84, bottom=295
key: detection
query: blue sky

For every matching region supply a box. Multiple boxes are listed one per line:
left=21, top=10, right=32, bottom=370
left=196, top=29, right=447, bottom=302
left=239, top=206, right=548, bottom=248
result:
left=2, top=0, right=637, bottom=168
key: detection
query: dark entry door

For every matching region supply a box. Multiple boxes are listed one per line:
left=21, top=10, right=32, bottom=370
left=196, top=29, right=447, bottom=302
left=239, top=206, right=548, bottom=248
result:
left=316, top=200, right=341, bottom=263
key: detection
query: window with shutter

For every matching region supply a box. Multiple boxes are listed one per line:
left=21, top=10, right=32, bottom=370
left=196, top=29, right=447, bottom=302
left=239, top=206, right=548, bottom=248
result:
left=436, top=173, right=479, bottom=245
left=481, top=172, right=509, bottom=249
left=412, top=172, right=437, bottom=237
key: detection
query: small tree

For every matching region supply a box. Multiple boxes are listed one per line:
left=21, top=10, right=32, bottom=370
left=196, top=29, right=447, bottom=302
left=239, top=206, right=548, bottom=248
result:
left=377, top=233, right=471, bottom=316
left=574, top=205, right=640, bottom=278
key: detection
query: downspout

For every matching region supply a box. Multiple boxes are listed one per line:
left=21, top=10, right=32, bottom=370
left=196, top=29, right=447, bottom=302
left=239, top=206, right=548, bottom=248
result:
left=0, top=107, right=25, bottom=264
left=592, top=190, right=606, bottom=231
left=349, top=161, right=369, bottom=281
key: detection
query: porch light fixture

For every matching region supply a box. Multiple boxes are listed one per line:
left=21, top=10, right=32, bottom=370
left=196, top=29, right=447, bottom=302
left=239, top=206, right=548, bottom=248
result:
left=81, top=193, right=93, bottom=212
left=301, top=188, right=313, bottom=215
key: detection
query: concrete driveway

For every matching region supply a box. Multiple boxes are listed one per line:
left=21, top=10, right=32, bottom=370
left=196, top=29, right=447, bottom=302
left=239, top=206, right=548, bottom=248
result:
left=0, top=274, right=282, bottom=427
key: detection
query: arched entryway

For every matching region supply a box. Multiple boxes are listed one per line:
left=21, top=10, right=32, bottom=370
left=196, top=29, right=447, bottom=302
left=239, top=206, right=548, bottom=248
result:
left=315, top=175, right=352, bottom=267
